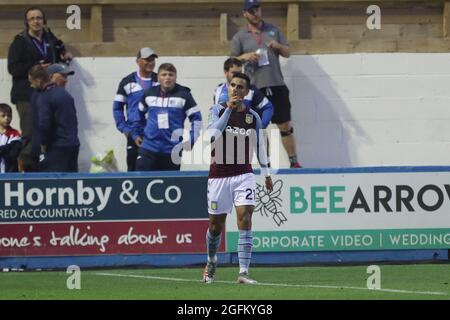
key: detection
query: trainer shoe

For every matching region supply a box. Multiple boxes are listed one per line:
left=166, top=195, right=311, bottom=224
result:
left=290, top=162, right=302, bottom=168
left=202, top=258, right=217, bottom=284
left=237, top=272, right=257, bottom=284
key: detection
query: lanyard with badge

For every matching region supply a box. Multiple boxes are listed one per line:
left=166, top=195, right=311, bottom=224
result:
left=249, top=26, right=270, bottom=67
left=157, top=89, right=169, bottom=129
left=31, top=38, right=48, bottom=58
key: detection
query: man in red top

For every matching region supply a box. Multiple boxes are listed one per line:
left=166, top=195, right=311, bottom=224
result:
left=0, top=103, right=22, bottom=173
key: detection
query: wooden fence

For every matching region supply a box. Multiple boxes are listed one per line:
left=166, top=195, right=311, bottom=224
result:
left=1, top=0, right=450, bottom=57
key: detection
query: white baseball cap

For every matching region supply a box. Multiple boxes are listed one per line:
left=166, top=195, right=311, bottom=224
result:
left=137, top=47, right=158, bottom=59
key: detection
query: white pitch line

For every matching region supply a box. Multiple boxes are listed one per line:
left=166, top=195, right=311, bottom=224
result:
left=95, top=272, right=448, bottom=297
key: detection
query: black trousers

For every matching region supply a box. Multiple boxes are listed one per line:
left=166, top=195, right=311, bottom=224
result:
left=126, top=135, right=139, bottom=172
left=16, top=100, right=37, bottom=172
left=38, top=145, right=79, bottom=173
left=135, top=148, right=181, bottom=171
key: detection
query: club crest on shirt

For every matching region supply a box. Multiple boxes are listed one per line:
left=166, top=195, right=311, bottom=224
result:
left=211, top=201, right=218, bottom=210
left=245, top=114, right=253, bottom=124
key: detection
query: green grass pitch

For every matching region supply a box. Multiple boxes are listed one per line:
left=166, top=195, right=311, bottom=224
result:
left=0, top=264, right=449, bottom=300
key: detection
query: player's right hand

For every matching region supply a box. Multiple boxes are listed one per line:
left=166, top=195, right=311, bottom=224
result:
left=227, top=95, right=241, bottom=110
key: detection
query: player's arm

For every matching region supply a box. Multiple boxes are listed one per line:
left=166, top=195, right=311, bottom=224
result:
left=267, top=40, right=290, bottom=58
left=252, top=88, right=273, bottom=129
left=2, top=140, right=22, bottom=162
left=185, top=94, right=203, bottom=148
left=255, top=112, right=273, bottom=192
left=37, top=96, right=53, bottom=151
left=131, top=91, right=149, bottom=147
left=267, top=29, right=290, bottom=58
left=113, top=79, right=131, bottom=135
left=0, top=136, right=21, bottom=158
left=213, top=84, right=222, bottom=105
left=7, top=39, right=35, bottom=78
left=207, top=104, right=232, bottom=141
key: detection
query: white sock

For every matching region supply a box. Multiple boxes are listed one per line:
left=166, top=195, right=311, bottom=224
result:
left=238, top=229, right=252, bottom=274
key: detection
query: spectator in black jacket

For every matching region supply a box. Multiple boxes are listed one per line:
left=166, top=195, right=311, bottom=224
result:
left=7, top=6, right=72, bottom=172
left=29, top=65, right=79, bottom=173
left=0, top=103, right=22, bottom=173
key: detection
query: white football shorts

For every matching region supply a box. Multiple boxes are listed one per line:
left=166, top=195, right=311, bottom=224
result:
left=207, top=173, right=256, bottom=215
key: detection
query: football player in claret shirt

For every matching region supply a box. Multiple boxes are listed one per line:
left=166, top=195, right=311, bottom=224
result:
left=203, top=72, right=273, bottom=284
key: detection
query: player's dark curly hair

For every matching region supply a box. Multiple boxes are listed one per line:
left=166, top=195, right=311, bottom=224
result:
left=231, top=72, right=250, bottom=88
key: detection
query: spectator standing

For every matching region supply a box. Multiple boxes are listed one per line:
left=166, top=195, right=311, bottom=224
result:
left=28, top=65, right=79, bottom=172
left=113, top=47, right=159, bottom=171
left=7, top=6, right=72, bottom=172
left=231, top=0, right=301, bottom=168
left=136, top=63, right=202, bottom=171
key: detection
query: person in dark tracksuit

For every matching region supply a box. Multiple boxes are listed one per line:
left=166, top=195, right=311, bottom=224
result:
left=28, top=65, right=79, bottom=172
left=7, top=6, right=72, bottom=172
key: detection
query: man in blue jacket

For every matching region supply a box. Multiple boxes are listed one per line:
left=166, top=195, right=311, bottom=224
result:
left=28, top=64, right=79, bottom=172
left=135, top=63, right=202, bottom=171
left=113, top=47, right=159, bottom=171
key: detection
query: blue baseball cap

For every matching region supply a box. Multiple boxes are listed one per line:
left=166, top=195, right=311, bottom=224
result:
left=46, top=63, right=75, bottom=76
left=243, top=0, right=261, bottom=11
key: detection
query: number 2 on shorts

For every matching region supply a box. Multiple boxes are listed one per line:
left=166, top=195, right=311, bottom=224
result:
left=245, top=188, right=255, bottom=200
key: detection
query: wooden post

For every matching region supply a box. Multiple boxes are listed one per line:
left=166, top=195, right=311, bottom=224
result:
left=220, top=13, right=228, bottom=42
left=287, top=3, right=299, bottom=41
left=444, top=2, right=450, bottom=38
left=90, top=5, right=103, bottom=42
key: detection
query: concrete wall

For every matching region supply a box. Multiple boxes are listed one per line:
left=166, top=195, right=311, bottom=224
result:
left=1, top=53, right=450, bottom=172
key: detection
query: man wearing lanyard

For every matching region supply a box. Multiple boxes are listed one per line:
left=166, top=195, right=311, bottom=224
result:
left=135, top=63, right=202, bottom=171
left=113, top=47, right=159, bottom=171
left=231, top=0, right=302, bottom=169
left=7, top=6, right=72, bottom=172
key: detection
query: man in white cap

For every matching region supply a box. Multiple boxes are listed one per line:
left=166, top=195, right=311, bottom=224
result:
left=47, top=63, right=75, bottom=87
left=113, top=47, right=159, bottom=171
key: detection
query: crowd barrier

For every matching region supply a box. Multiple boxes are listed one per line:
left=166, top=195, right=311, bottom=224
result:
left=1, top=167, right=448, bottom=269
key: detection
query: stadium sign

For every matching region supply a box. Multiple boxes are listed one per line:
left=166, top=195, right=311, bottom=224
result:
left=0, top=174, right=217, bottom=257
left=0, top=220, right=220, bottom=256
left=226, top=170, right=450, bottom=252
left=0, top=176, right=207, bottom=222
